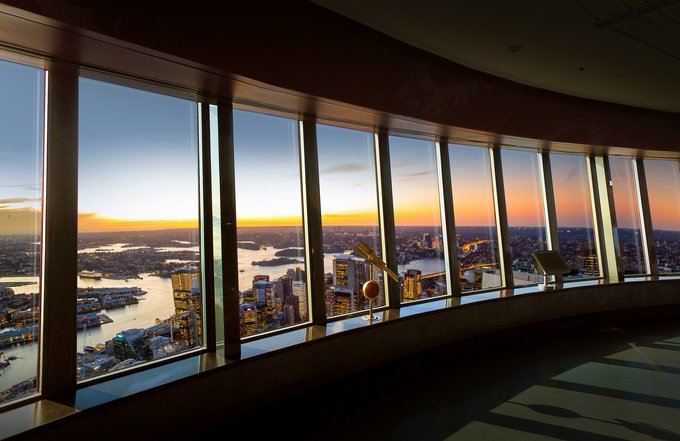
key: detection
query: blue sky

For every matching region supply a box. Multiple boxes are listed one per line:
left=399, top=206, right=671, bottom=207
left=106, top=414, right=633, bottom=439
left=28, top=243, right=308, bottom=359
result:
left=78, top=78, right=199, bottom=230
left=0, top=60, right=43, bottom=234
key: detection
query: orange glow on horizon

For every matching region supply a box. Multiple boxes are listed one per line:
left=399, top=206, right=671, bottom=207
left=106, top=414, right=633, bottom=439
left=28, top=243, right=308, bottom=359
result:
left=78, top=213, right=198, bottom=233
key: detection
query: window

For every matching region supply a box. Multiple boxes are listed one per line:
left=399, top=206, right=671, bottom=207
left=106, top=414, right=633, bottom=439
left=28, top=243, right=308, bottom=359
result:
left=609, top=156, right=646, bottom=275
left=0, top=60, right=44, bottom=404
left=501, top=149, right=547, bottom=285
left=209, top=105, right=225, bottom=345
left=550, top=154, right=599, bottom=278
left=389, top=136, right=446, bottom=301
left=77, top=78, right=202, bottom=380
left=449, top=144, right=501, bottom=291
left=644, top=159, right=680, bottom=274
left=233, top=110, right=308, bottom=337
left=317, top=125, right=384, bottom=318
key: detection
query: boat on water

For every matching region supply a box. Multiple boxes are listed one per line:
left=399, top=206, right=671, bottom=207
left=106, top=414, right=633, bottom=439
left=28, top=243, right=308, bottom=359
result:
left=78, top=271, right=103, bottom=280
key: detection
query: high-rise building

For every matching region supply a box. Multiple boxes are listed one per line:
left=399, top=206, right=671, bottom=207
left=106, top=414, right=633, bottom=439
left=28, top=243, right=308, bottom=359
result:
left=240, top=303, right=257, bottom=337
left=292, top=280, right=307, bottom=320
left=403, top=269, right=422, bottom=301
left=253, top=278, right=275, bottom=320
left=112, top=328, right=151, bottom=361
left=171, top=268, right=202, bottom=346
left=576, top=242, right=599, bottom=276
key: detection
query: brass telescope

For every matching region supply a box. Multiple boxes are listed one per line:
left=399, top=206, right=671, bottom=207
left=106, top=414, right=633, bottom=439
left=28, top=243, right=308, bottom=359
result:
left=352, top=241, right=399, bottom=282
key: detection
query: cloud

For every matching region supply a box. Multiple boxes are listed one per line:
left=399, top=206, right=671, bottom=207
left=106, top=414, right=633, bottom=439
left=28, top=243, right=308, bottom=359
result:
left=0, top=197, right=40, bottom=205
left=0, top=184, right=41, bottom=192
left=320, top=163, right=367, bottom=175
left=451, top=161, right=471, bottom=170
left=398, top=171, right=432, bottom=182
left=0, top=207, right=41, bottom=234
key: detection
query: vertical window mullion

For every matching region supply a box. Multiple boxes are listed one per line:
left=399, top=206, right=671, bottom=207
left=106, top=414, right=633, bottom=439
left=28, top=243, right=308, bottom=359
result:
left=538, top=152, right=561, bottom=281
left=199, top=102, right=217, bottom=351
left=41, top=68, right=78, bottom=401
left=633, top=158, right=658, bottom=276
left=436, top=139, right=461, bottom=296
left=299, top=119, right=326, bottom=325
left=375, top=131, right=400, bottom=307
left=216, top=100, right=240, bottom=357
left=585, top=155, right=606, bottom=278
left=489, top=146, right=514, bottom=290
left=595, top=156, right=625, bottom=281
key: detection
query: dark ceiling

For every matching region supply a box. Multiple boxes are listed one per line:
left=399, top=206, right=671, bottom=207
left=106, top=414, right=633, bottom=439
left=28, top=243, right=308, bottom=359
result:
left=311, top=0, right=680, bottom=113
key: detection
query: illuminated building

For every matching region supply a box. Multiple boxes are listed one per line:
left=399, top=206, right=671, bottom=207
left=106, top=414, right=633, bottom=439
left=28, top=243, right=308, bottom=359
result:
left=332, top=254, right=373, bottom=314
left=253, top=279, right=275, bottom=319
left=2, top=2, right=680, bottom=438
left=240, top=303, right=257, bottom=337
left=256, top=302, right=267, bottom=331
left=576, top=242, right=600, bottom=276
left=171, top=268, right=202, bottom=346
left=403, top=269, right=422, bottom=301
left=292, top=280, right=307, bottom=320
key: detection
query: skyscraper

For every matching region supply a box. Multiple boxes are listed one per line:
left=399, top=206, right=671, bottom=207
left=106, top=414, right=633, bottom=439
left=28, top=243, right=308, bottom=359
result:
left=403, top=269, right=422, bottom=301
left=171, top=268, right=202, bottom=346
left=332, top=254, right=374, bottom=315
left=292, top=280, right=307, bottom=320
left=576, top=242, right=599, bottom=276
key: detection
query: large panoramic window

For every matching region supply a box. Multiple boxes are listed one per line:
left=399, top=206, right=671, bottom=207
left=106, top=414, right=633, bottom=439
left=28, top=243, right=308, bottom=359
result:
left=501, top=149, right=547, bottom=285
left=449, top=144, right=501, bottom=291
left=233, top=110, right=308, bottom=337
left=609, top=156, right=646, bottom=275
left=389, top=136, right=446, bottom=302
left=317, top=125, right=383, bottom=318
left=644, top=159, right=680, bottom=274
left=550, top=154, right=599, bottom=278
left=77, top=78, right=202, bottom=381
left=0, top=60, right=44, bottom=405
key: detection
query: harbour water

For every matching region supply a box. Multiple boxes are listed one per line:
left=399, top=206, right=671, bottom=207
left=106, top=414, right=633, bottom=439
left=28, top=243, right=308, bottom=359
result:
left=1, top=244, right=445, bottom=392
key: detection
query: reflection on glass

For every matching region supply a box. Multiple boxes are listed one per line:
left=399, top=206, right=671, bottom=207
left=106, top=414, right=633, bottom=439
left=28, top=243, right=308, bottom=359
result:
left=609, top=156, right=646, bottom=275
left=317, top=124, right=383, bottom=318
left=644, top=159, right=680, bottom=274
left=0, top=60, right=43, bottom=404
left=389, top=136, right=446, bottom=301
left=449, top=144, right=501, bottom=291
left=501, top=149, right=547, bottom=285
left=77, top=78, right=202, bottom=381
left=550, top=154, right=599, bottom=278
left=233, top=110, right=307, bottom=337
left=209, top=105, right=224, bottom=345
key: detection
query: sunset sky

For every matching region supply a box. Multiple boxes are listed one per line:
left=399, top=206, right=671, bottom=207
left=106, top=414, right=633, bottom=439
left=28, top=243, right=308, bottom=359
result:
left=609, top=156, right=643, bottom=231
left=550, top=153, right=594, bottom=229
left=389, top=135, right=442, bottom=227
left=233, top=109, right=304, bottom=228
left=78, top=78, right=199, bottom=233
left=501, top=149, right=546, bottom=229
left=316, top=123, right=381, bottom=227
left=0, top=60, right=43, bottom=235
left=450, top=143, right=497, bottom=227
left=2, top=61, right=680, bottom=236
